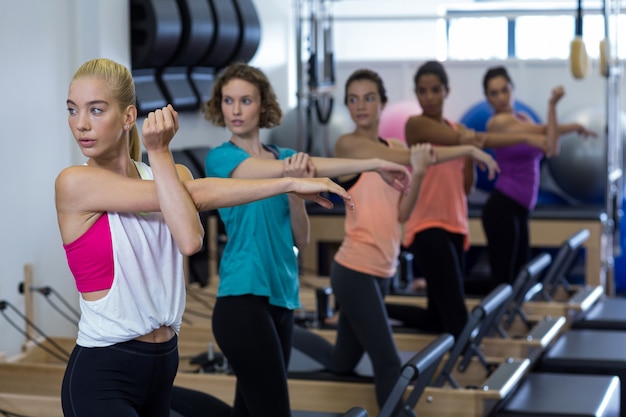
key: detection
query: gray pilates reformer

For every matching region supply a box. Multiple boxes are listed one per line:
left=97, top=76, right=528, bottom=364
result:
left=467, top=252, right=562, bottom=364
left=546, top=229, right=626, bottom=332
left=293, top=333, right=454, bottom=417
left=297, top=262, right=621, bottom=416
left=524, top=228, right=626, bottom=332
left=293, top=407, right=370, bottom=417
left=383, top=251, right=565, bottom=368
left=168, top=384, right=370, bottom=417
left=493, top=372, right=620, bottom=417
left=292, top=284, right=517, bottom=380
left=292, top=284, right=535, bottom=416
left=487, top=227, right=626, bottom=338
left=491, top=232, right=622, bottom=417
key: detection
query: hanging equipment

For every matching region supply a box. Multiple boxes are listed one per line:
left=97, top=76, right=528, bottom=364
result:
left=569, top=0, right=589, bottom=79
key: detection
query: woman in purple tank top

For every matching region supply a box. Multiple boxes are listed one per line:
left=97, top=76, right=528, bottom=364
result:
left=480, top=66, right=596, bottom=292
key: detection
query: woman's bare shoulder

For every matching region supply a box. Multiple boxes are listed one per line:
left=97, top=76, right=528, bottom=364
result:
left=486, top=113, right=520, bottom=132
left=387, top=138, right=407, bottom=149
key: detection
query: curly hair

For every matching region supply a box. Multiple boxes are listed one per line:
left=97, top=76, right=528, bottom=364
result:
left=204, top=62, right=282, bottom=128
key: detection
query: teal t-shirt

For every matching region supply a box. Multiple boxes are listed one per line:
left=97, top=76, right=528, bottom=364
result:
left=205, top=142, right=300, bottom=309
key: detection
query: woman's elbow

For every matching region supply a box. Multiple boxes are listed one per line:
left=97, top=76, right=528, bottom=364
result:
left=179, top=237, right=203, bottom=256
left=295, top=237, right=310, bottom=252
left=545, top=150, right=559, bottom=159
left=178, top=228, right=205, bottom=256
left=293, top=229, right=311, bottom=251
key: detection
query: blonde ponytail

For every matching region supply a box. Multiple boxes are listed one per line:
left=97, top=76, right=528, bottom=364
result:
left=129, top=125, right=141, bottom=161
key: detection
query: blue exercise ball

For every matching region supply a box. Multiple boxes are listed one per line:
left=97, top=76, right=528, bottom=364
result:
left=614, top=199, right=626, bottom=294
left=535, top=189, right=570, bottom=206
left=460, top=100, right=541, bottom=192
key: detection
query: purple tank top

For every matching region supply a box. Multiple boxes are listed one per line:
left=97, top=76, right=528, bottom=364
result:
left=493, top=143, right=544, bottom=210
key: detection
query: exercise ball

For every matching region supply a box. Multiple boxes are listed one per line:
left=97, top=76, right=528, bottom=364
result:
left=460, top=100, right=493, bottom=133
left=268, top=103, right=353, bottom=157
left=546, top=106, right=626, bottom=204
left=536, top=189, right=570, bottom=206
left=614, top=203, right=626, bottom=294
left=379, top=100, right=422, bottom=144
left=460, top=100, right=541, bottom=192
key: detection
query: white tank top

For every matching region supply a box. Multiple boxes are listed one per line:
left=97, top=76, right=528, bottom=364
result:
left=76, top=161, right=185, bottom=347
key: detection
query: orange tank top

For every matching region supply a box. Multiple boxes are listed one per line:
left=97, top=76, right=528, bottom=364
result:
left=402, top=126, right=470, bottom=250
left=334, top=141, right=403, bottom=278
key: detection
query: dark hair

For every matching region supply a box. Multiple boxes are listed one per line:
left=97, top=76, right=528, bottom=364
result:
left=482, top=66, right=514, bottom=96
left=413, top=61, right=449, bottom=90
left=343, top=69, right=388, bottom=105
left=204, top=62, right=282, bottom=128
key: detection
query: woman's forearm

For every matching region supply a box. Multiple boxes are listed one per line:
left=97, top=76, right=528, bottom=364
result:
left=432, top=145, right=474, bottom=163
left=148, top=150, right=204, bottom=255
left=463, top=156, right=475, bottom=195
left=185, top=176, right=353, bottom=212
left=558, top=123, right=580, bottom=135
left=405, top=117, right=461, bottom=146
left=310, top=156, right=381, bottom=177
left=546, top=105, right=560, bottom=157
left=398, top=170, right=426, bottom=222
left=334, top=136, right=412, bottom=166
left=433, top=145, right=499, bottom=183
left=483, top=132, right=534, bottom=148
left=239, top=155, right=385, bottom=180
left=287, top=195, right=310, bottom=250
left=185, top=177, right=293, bottom=211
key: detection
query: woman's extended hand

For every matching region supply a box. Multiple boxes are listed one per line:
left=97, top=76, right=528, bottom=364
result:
left=287, top=177, right=354, bottom=210
left=142, top=104, right=179, bottom=152
left=470, top=147, right=500, bottom=180
left=549, top=86, right=565, bottom=106
left=283, top=152, right=315, bottom=178
left=409, top=143, right=436, bottom=176
left=459, top=127, right=486, bottom=147
left=573, top=124, right=598, bottom=139
left=375, top=159, right=411, bottom=194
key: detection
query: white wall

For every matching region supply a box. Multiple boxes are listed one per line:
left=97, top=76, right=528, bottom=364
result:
left=0, top=0, right=623, bottom=358
left=1, top=0, right=78, bottom=358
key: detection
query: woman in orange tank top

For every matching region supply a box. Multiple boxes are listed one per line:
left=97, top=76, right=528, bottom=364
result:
left=390, top=61, right=571, bottom=337
left=292, top=68, right=498, bottom=408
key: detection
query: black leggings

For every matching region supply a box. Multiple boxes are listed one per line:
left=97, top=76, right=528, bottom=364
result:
left=293, top=261, right=401, bottom=408
left=481, top=189, right=530, bottom=290
left=170, top=385, right=232, bottom=417
left=387, top=228, right=468, bottom=338
left=212, top=295, right=294, bottom=417
left=61, top=335, right=178, bottom=417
